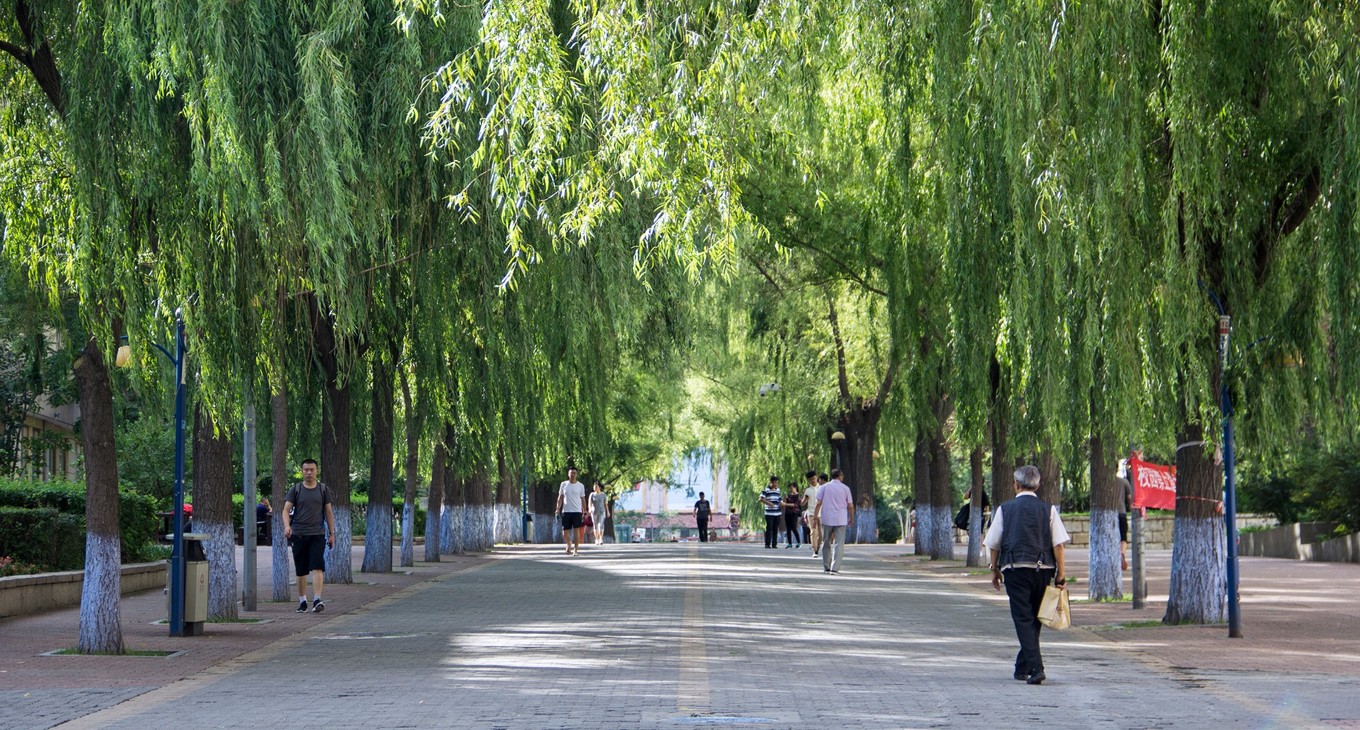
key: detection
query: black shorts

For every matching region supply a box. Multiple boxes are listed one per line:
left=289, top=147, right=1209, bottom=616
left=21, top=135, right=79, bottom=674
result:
left=561, top=512, right=583, bottom=530
left=1118, top=512, right=1129, bottom=543
left=291, top=533, right=327, bottom=576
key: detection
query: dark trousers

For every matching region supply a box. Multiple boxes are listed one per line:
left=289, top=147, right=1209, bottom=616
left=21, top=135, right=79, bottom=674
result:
left=764, top=515, right=780, bottom=547
left=1004, top=567, right=1056, bottom=676
left=697, top=518, right=709, bottom=542
left=784, top=516, right=801, bottom=546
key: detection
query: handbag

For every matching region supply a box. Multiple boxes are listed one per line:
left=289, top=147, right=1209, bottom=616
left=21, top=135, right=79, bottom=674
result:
left=1037, top=584, right=1071, bottom=630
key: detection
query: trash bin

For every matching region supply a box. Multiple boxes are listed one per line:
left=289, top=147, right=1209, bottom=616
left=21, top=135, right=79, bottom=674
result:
left=166, top=533, right=210, bottom=636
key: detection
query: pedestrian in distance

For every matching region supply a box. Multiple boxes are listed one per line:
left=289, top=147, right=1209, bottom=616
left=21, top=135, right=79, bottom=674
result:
left=761, top=476, right=782, bottom=549
left=694, top=491, right=712, bottom=542
left=556, top=467, right=588, bottom=555
left=782, top=485, right=802, bottom=548
left=814, top=469, right=854, bottom=573
left=984, top=464, right=1071, bottom=685
left=283, top=458, right=337, bottom=613
left=803, top=471, right=821, bottom=557
left=728, top=508, right=740, bottom=541
left=589, top=482, right=610, bottom=545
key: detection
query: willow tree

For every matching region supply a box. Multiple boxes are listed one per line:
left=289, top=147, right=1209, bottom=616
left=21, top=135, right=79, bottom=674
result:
left=956, top=1, right=1360, bottom=618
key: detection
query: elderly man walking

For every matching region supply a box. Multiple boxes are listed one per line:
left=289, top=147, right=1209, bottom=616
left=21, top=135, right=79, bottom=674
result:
left=814, top=469, right=854, bottom=574
left=984, top=465, right=1071, bottom=685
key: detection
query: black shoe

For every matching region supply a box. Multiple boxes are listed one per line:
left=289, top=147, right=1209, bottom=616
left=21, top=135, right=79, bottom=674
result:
left=296, top=600, right=309, bottom=613
left=824, top=569, right=832, bottom=574
left=1026, top=671, right=1046, bottom=685
left=312, top=599, right=325, bottom=613
left=1013, top=670, right=1028, bottom=681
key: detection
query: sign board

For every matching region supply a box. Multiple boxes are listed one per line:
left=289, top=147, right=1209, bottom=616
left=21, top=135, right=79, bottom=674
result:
left=1129, top=456, right=1176, bottom=510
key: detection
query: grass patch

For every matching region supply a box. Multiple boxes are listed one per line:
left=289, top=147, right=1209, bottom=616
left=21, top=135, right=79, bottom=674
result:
left=44, top=648, right=181, bottom=657
left=1073, top=595, right=1132, bottom=604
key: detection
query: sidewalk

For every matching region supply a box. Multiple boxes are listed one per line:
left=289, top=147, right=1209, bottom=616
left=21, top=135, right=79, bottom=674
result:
left=882, top=543, right=1360, bottom=676
left=2, top=540, right=1357, bottom=728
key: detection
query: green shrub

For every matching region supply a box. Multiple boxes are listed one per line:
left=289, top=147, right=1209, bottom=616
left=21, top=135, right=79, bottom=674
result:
left=0, top=506, right=85, bottom=570
left=0, top=554, right=45, bottom=577
left=0, top=478, right=160, bottom=563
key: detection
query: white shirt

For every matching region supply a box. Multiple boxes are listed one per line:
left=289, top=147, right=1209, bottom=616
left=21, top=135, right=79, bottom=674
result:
left=983, top=492, right=1070, bottom=567
left=558, top=480, right=586, bottom=514
left=804, top=484, right=820, bottom=518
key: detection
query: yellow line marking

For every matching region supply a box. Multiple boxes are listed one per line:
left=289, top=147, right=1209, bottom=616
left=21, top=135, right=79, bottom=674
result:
left=677, top=543, right=709, bottom=714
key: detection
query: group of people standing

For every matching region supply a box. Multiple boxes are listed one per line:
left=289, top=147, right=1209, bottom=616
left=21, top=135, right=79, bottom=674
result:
left=757, top=469, right=854, bottom=573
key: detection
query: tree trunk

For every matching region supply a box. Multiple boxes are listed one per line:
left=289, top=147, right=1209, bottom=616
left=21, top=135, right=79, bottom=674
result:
left=441, top=466, right=459, bottom=554
left=1088, top=432, right=1123, bottom=600
left=361, top=349, right=395, bottom=574
left=73, top=340, right=122, bottom=654
left=494, top=445, right=518, bottom=545
left=912, top=431, right=931, bottom=556
left=928, top=416, right=954, bottom=561
left=270, top=387, right=292, bottom=601
left=313, top=307, right=353, bottom=585
left=533, top=479, right=556, bottom=544
left=1164, top=422, right=1227, bottom=624
left=837, top=406, right=880, bottom=543
left=989, top=363, right=1012, bottom=512
left=467, top=467, right=494, bottom=551
left=399, top=368, right=418, bottom=568
left=1036, top=448, right=1061, bottom=506
left=966, top=447, right=985, bottom=567
left=193, top=405, right=237, bottom=620
left=424, top=437, right=445, bottom=562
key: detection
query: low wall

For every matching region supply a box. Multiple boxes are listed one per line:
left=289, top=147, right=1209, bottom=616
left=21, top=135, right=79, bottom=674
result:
left=1238, top=522, right=1359, bottom=563
left=0, top=562, right=167, bottom=619
left=1062, top=513, right=1274, bottom=550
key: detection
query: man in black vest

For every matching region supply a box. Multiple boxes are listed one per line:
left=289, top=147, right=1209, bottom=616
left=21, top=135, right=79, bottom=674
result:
left=984, top=464, right=1071, bottom=685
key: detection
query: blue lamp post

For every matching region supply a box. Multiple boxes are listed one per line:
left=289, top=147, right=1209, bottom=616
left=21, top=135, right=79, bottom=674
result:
left=144, top=313, right=188, bottom=637
left=118, top=311, right=189, bottom=636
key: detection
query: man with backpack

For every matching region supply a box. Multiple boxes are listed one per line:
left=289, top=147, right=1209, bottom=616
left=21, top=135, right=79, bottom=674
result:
left=283, top=458, right=337, bottom=613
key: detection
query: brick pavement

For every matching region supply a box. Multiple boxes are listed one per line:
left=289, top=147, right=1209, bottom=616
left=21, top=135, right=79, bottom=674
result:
left=2, top=541, right=1357, bottom=728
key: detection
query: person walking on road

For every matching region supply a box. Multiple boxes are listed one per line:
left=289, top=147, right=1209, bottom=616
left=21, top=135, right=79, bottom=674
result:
left=556, top=467, right=588, bottom=555
left=693, top=491, right=712, bottom=542
left=283, top=458, right=337, bottom=613
left=782, top=485, right=802, bottom=548
left=803, top=471, right=821, bottom=557
left=728, top=508, right=740, bottom=541
left=984, top=464, right=1071, bottom=685
left=814, top=469, right=854, bottom=573
left=761, top=476, right=782, bottom=549
left=589, top=483, right=610, bottom=545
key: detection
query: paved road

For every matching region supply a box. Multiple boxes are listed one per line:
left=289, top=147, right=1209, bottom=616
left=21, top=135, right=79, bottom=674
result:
left=17, top=542, right=1344, bottom=729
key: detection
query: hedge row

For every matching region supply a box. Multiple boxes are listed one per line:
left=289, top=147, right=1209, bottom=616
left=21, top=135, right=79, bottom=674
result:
left=0, top=478, right=160, bottom=564
left=0, top=506, right=85, bottom=571
left=224, top=493, right=427, bottom=537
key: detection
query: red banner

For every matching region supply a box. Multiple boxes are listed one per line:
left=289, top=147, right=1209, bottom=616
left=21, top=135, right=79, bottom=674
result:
left=1129, top=456, right=1176, bottom=510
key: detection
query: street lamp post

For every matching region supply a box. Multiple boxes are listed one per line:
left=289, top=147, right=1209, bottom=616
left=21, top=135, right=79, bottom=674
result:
left=121, top=312, right=188, bottom=637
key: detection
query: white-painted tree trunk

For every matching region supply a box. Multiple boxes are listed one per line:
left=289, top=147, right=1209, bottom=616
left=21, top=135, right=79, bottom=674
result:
left=271, top=512, right=291, bottom=601
left=202, top=520, right=238, bottom=619
left=362, top=507, right=393, bottom=573
left=930, top=508, right=954, bottom=560
left=494, top=503, right=518, bottom=544
left=400, top=502, right=415, bottom=567
left=77, top=534, right=123, bottom=653
left=1088, top=508, right=1123, bottom=601
left=914, top=504, right=935, bottom=555
left=449, top=504, right=466, bottom=553
left=325, top=506, right=353, bottom=584
left=1165, top=515, right=1227, bottom=624
left=852, top=507, right=878, bottom=545
left=440, top=505, right=456, bottom=554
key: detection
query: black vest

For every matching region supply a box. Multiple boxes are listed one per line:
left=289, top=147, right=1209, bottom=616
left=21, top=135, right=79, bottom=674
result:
left=998, top=495, right=1055, bottom=568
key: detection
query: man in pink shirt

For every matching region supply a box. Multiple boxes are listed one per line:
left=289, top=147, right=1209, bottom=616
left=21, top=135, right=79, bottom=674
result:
left=813, top=469, right=855, bottom=574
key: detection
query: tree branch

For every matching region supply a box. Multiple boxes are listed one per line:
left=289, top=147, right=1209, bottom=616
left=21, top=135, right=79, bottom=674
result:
left=0, top=38, right=30, bottom=66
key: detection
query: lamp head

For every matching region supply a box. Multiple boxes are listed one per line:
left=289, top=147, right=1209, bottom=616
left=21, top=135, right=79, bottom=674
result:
left=115, top=345, right=132, bottom=368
